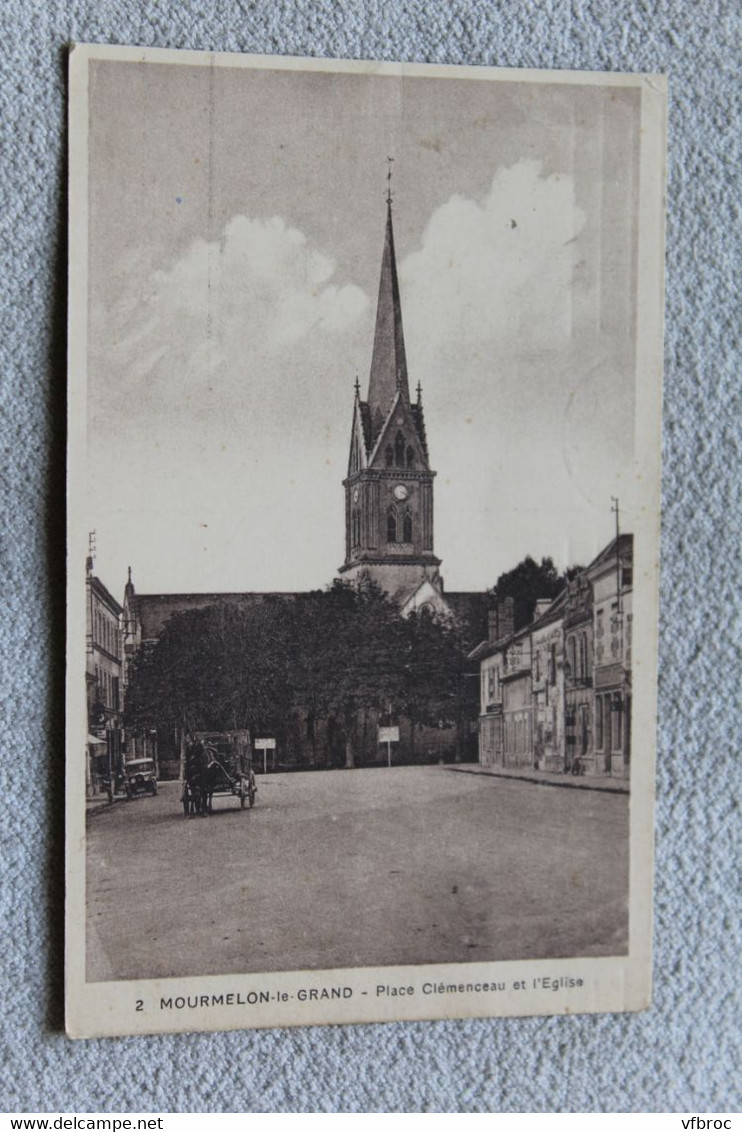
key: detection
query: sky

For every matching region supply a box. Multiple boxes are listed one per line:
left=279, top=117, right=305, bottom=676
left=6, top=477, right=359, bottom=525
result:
left=84, top=57, right=641, bottom=596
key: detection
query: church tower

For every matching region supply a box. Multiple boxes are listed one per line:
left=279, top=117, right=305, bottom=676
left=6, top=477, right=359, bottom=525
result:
left=339, top=188, right=443, bottom=604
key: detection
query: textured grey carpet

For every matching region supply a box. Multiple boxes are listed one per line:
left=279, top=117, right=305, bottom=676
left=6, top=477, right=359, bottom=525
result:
left=1, top=0, right=740, bottom=1114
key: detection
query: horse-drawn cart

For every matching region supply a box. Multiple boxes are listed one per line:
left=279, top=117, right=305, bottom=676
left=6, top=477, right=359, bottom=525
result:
left=182, top=729, right=257, bottom=816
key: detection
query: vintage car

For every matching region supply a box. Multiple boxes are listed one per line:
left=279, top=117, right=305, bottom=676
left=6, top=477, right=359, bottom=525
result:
left=123, top=757, right=158, bottom=798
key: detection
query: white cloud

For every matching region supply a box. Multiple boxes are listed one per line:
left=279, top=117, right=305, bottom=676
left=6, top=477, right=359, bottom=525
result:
left=92, top=214, right=368, bottom=424
left=394, top=160, right=633, bottom=587
left=400, top=159, right=585, bottom=367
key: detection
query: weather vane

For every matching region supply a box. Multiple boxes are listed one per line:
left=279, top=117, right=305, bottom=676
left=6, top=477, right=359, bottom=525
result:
left=386, top=155, right=394, bottom=205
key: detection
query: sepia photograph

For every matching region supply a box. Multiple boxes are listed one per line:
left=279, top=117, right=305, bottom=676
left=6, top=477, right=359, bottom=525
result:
left=66, top=46, right=665, bottom=1037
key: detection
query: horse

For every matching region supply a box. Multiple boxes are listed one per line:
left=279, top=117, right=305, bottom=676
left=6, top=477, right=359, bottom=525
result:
left=183, top=741, right=217, bottom=816
left=183, top=741, right=235, bottom=816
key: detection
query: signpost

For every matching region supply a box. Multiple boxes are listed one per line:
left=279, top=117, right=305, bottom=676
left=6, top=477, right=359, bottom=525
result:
left=378, top=726, right=399, bottom=768
left=254, top=736, right=276, bottom=775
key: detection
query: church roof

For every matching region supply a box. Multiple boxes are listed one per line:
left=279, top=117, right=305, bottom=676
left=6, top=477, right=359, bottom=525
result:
left=129, top=591, right=299, bottom=642
left=352, top=198, right=430, bottom=459
left=367, top=201, right=410, bottom=422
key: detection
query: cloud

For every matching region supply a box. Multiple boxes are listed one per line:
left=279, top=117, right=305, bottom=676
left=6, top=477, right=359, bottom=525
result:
left=394, top=160, right=634, bottom=587
left=92, top=214, right=368, bottom=425
left=400, top=160, right=586, bottom=370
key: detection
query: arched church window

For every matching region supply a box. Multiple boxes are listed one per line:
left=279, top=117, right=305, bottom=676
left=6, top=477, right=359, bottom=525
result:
left=403, top=509, right=413, bottom=543
left=351, top=508, right=360, bottom=548
left=385, top=446, right=394, bottom=468
left=395, top=432, right=405, bottom=467
left=387, top=505, right=398, bottom=544
left=406, top=445, right=415, bottom=468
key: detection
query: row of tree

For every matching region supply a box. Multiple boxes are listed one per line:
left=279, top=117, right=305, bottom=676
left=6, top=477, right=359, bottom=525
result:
left=124, top=557, right=578, bottom=768
left=124, top=580, right=469, bottom=766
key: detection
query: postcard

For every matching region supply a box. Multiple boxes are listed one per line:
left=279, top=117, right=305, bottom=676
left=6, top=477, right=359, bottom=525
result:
left=66, top=44, right=666, bottom=1037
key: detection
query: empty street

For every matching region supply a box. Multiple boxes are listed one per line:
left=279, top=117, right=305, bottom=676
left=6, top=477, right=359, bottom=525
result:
left=86, top=765, right=628, bottom=982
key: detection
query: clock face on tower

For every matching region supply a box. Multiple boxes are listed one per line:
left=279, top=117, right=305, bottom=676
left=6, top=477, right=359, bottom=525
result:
left=393, top=484, right=409, bottom=502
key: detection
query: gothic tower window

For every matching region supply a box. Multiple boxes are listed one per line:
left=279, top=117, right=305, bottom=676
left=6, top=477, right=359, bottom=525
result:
left=395, top=431, right=405, bottom=467
left=406, top=445, right=415, bottom=468
left=387, top=505, right=398, bottom=543
left=403, top=509, right=413, bottom=543
left=351, top=508, right=360, bottom=548
left=385, top=445, right=394, bottom=467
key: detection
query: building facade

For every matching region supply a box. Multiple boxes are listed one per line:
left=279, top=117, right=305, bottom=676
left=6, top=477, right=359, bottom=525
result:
left=530, top=596, right=566, bottom=772
left=589, top=534, right=633, bottom=778
left=473, top=535, right=633, bottom=780
left=563, top=572, right=595, bottom=775
left=501, top=631, right=533, bottom=768
left=86, top=556, right=124, bottom=796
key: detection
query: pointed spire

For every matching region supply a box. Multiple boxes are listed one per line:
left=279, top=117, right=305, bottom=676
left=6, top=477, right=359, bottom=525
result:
left=367, top=179, right=410, bottom=424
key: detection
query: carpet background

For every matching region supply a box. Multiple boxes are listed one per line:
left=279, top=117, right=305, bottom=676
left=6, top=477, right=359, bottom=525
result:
left=1, top=0, right=739, bottom=1114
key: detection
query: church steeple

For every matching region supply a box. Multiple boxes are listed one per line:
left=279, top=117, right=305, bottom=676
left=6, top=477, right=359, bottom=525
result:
left=339, top=178, right=442, bottom=600
left=367, top=195, right=410, bottom=434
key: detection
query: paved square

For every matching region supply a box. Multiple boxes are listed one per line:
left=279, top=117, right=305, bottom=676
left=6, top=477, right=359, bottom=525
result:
left=87, top=766, right=628, bottom=981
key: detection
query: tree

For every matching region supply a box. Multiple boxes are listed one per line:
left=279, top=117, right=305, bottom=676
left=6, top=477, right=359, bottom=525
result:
left=491, top=556, right=568, bottom=630
left=395, top=607, right=463, bottom=758
left=289, top=579, right=406, bottom=767
left=124, top=599, right=295, bottom=740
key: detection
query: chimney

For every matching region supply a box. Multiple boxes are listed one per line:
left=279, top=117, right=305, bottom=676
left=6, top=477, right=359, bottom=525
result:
left=488, top=597, right=515, bottom=642
left=533, top=598, right=552, bottom=621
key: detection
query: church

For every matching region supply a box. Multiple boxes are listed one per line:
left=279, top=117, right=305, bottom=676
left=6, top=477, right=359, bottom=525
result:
left=122, top=188, right=490, bottom=772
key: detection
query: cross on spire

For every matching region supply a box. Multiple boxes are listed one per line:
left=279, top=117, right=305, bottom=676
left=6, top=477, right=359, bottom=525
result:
left=386, top=156, right=394, bottom=205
